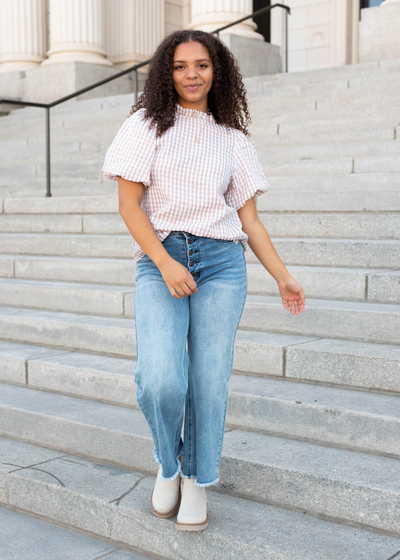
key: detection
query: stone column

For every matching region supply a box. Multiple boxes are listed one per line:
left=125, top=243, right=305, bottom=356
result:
left=105, top=0, right=164, bottom=69
left=0, top=0, right=47, bottom=72
left=332, top=0, right=353, bottom=67
left=270, top=1, right=288, bottom=71
left=187, top=0, right=264, bottom=41
left=42, top=0, right=112, bottom=66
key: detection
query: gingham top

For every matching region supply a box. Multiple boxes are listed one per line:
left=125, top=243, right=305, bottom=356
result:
left=101, top=102, right=270, bottom=262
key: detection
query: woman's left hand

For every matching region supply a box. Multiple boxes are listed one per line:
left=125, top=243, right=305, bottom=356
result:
left=277, top=278, right=306, bottom=315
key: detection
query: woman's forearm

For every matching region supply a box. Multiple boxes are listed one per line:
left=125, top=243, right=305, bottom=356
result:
left=119, top=201, right=173, bottom=269
left=244, top=218, right=293, bottom=283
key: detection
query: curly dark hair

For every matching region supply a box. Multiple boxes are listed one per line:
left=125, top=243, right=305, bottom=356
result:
left=128, top=29, right=252, bottom=138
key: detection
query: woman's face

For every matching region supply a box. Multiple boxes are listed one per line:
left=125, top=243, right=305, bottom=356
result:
left=172, top=41, right=213, bottom=109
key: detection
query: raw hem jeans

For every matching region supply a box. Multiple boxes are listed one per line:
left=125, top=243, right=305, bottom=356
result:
left=134, top=231, right=248, bottom=487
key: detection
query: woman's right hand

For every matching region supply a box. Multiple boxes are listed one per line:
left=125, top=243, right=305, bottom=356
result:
left=158, top=258, right=198, bottom=298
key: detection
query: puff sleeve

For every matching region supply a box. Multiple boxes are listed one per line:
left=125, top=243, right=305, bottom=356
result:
left=100, top=108, right=157, bottom=187
left=224, top=130, right=270, bottom=210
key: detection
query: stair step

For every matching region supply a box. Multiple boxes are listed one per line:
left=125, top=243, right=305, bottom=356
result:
left=248, top=264, right=400, bottom=303
left=0, top=305, right=136, bottom=357
left=258, top=212, right=400, bottom=239
left=0, top=182, right=113, bottom=200
left=3, top=257, right=399, bottom=302
left=244, top=58, right=400, bottom=86
left=3, top=189, right=400, bottom=213
left=243, top=294, right=400, bottom=344
left=2, top=210, right=400, bottom=239
left=0, top=277, right=399, bottom=342
left=2, top=437, right=399, bottom=560
left=3, top=194, right=118, bottom=214
left=255, top=138, right=400, bottom=161
left=0, top=254, right=135, bottom=285
left=1, top=321, right=399, bottom=393
left=0, top=507, right=148, bottom=560
left=260, top=154, right=400, bottom=176
left=259, top=189, right=400, bottom=211
left=3, top=134, right=400, bottom=165
left=0, top=340, right=399, bottom=452
left=0, top=385, right=399, bottom=535
left=0, top=277, right=135, bottom=316
left=255, top=125, right=396, bottom=146
left=248, top=101, right=400, bottom=124
left=0, top=233, right=399, bottom=268
left=0, top=304, right=316, bottom=364
left=267, top=173, right=400, bottom=191
left=248, top=237, right=400, bottom=268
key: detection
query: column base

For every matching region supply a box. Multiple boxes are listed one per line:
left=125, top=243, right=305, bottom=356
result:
left=41, top=52, right=113, bottom=67
left=0, top=61, right=147, bottom=104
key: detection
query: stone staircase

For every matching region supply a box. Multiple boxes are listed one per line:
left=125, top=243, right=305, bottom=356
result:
left=0, top=57, right=400, bottom=559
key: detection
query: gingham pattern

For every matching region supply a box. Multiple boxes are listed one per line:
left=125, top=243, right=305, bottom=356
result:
left=101, top=102, right=270, bottom=262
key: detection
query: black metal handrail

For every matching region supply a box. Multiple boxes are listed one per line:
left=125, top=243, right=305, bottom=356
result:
left=0, top=3, right=290, bottom=197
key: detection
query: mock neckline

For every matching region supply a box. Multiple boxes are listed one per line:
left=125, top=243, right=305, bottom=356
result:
left=175, top=102, right=215, bottom=123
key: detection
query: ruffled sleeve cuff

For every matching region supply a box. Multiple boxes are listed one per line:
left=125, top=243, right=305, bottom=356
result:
left=100, top=108, right=157, bottom=187
left=224, top=130, right=270, bottom=210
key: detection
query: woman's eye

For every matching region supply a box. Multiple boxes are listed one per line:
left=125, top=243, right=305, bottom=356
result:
left=173, top=64, right=208, bottom=70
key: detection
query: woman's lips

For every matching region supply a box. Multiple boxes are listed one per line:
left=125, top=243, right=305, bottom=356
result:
left=186, top=85, right=201, bottom=90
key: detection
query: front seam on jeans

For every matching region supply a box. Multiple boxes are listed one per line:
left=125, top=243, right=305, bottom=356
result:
left=215, top=272, right=248, bottom=473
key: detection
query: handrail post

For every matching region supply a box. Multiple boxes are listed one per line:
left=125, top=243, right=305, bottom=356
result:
left=285, top=7, right=289, bottom=72
left=45, top=106, right=51, bottom=197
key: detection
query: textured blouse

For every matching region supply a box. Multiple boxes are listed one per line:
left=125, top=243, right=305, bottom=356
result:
left=101, top=102, right=270, bottom=262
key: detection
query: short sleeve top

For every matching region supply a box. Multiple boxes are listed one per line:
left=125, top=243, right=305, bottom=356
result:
left=101, top=102, right=270, bottom=262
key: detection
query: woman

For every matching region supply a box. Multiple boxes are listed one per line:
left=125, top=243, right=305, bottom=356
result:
left=101, top=29, right=305, bottom=532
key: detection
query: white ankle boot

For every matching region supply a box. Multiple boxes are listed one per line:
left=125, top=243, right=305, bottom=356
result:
left=175, top=478, right=208, bottom=531
left=151, top=464, right=181, bottom=518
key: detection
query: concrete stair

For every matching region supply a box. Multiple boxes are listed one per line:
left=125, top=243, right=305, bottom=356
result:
left=2, top=438, right=399, bottom=560
left=1, top=56, right=400, bottom=558
left=0, top=507, right=150, bottom=560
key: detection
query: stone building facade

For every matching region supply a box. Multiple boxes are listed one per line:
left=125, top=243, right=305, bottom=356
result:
left=0, top=0, right=399, bottom=101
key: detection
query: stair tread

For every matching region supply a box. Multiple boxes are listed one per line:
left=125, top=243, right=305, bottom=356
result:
left=246, top=294, right=400, bottom=312
left=1, top=337, right=400, bottom=414
left=2, top=232, right=400, bottom=243
left=0, top=507, right=146, bottom=560
left=2, top=436, right=399, bottom=560
left=0, top=382, right=399, bottom=490
left=0, top=276, right=136, bottom=292
left=3, top=336, right=400, bottom=416
left=0, top=304, right=399, bottom=350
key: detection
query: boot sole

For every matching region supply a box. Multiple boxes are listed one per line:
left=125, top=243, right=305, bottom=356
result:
left=175, top=505, right=209, bottom=531
left=151, top=481, right=182, bottom=518
left=175, top=516, right=209, bottom=531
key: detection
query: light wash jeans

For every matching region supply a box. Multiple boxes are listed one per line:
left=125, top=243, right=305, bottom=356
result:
left=134, top=230, right=248, bottom=487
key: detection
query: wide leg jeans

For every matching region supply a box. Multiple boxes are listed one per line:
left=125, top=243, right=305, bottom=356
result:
left=134, top=231, right=248, bottom=487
